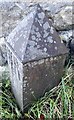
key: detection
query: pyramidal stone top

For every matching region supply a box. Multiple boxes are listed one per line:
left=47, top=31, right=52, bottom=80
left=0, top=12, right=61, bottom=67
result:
left=6, top=4, right=68, bottom=64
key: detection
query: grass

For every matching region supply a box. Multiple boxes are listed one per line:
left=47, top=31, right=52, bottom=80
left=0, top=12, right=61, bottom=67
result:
left=27, top=64, right=74, bottom=120
left=0, top=61, right=74, bottom=120
left=0, top=76, right=21, bottom=119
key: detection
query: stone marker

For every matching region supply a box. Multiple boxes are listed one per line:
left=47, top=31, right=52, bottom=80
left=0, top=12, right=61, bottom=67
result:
left=5, top=4, right=68, bottom=111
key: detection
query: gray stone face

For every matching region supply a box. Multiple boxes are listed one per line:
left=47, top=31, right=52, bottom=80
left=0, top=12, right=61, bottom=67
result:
left=23, top=55, right=66, bottom=108
left=0, top=2, right=15, bottom=10
left=54, top=6, right=73, bottom=31
left=0, top=3, right=24, bottom=38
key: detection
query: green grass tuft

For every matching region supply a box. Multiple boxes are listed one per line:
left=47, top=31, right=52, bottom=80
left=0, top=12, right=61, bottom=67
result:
left=0, top=79, right=21, bottom=120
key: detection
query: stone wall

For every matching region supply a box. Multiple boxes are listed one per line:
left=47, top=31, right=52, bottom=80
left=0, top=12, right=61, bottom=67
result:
left=0, top=1, right=74, bottom=80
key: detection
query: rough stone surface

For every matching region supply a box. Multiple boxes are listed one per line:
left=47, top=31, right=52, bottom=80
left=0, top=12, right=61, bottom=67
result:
left=0, top=3, right=25, bottom=37
left=54, top=6, right=73, bottom=31
left=0, top=2, right=73, bottom=37
left=22, top=55, right=66, bottom=110
left=0, top=2, right=15, bottom=10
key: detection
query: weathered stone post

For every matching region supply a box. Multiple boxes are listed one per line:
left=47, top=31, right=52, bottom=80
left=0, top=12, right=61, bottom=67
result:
left=6, top=4, right=68, bottom=111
